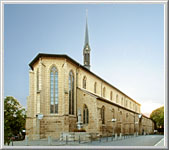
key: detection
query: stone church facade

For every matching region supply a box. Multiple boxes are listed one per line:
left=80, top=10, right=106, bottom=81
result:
left=26, top=16, right=154, bottom=140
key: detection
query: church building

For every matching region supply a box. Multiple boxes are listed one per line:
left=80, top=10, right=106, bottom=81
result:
left=26, top=15, right=154, bottom=140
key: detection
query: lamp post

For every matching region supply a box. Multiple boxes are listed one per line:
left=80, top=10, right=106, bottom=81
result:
left=36, top=113, right=43, bottom=139
left=138, top=114, right=142, bottom=135
left=112, top=118, right=116, bottom=135
left=134, top=113, right=135, bottom=134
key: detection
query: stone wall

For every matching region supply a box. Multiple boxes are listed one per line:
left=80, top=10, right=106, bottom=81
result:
left=26, top=55, right=154, bottom=140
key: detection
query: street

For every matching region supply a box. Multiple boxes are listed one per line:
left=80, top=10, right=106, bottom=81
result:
left=6, top=135, right=164, bottom=147
left=80, top=135, right=164, bottom=146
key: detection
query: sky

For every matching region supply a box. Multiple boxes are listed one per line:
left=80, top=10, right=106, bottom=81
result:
left=4, top=4, right=164, bottom=116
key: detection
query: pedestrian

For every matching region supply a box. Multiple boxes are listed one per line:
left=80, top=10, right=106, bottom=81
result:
left=142, top=129, right=144, bottom=135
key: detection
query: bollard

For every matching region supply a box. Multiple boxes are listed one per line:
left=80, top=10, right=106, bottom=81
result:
left=66, top=135, right=68, bottom=144
left=48, top=136, right=51, bottom=145
left=119, top=133, right=122, bottom=140
left=25, top=135, right=28, bottom=146
left=79, top=135, right=80, bottom=144
left=115, top=133, right=117, bottom=140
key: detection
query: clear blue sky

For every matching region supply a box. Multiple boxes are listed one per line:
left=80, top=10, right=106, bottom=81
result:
left=4, top=4, right=164, bottom=113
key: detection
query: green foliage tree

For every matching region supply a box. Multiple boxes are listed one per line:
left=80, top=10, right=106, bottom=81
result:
left=4, top=96, right=26, bottom=145
left=150, top=106, right=164, bottom=129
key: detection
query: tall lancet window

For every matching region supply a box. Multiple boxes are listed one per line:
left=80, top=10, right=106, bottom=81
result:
left=110, top=91, right=113, bottom=100
left=101, top=106, right=105, bottom=124
left=103, top=87, right=106, bottom=97
left=94, top=82, right=97, bottom=93
left=116, top=94, right=119, bottom=104
left=50, top=66, right=58, bottom=114
left=83, top=104, right=89, bottom=124
left=69, top=71, right=74, bottom=115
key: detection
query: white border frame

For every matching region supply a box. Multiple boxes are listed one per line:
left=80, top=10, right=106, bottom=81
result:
left=0, top=0, right=168, bottom=149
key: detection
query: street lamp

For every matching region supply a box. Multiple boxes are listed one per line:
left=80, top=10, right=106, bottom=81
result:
left=111, top=118, right=116, bottom=135
left=36, top=113, right=43, bottom=139
left=138, top=114, right=142, bottom=135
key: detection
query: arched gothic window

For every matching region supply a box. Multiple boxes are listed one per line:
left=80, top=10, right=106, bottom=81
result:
left=83, top=76, right=87, bottom=89
left=126, top=99, right=128, bottom=107
left=50, top=66, right=58, bottom=113
left=110, top=91, right=113, bottom=100
left=103, top=87, right=106, bottom=97
left=83, top=105, right=89, bottom=124
left=120, top=111, right=122, bottom=122
left=116, top=94, right=119, bottom=103
left=94, top=82, right=97, bottom=93
left=37, top=68, right=39, bottom=91
left=101, top=106, right=105, bottom=124
left=126, top=113, right=128, bottom=122
left=69, top=71, right=74, bottom=115
left=121, top=97, right=123, bottom=106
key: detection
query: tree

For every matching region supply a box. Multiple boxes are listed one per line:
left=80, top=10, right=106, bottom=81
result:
left=4, top=96, right=26, bottom=145
left=150, top=106, right=164, bottom=130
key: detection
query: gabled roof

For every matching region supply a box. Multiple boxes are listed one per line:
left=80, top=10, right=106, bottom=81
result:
left=29, top=53, right=141, bottom=106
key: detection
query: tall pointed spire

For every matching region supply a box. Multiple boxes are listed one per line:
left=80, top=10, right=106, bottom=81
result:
left=84, top=9, right=89, bottom=46
left=83, top=9, right=91, bottom=70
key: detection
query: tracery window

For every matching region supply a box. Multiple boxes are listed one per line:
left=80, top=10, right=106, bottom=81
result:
left=50, top=66, right=58, bottom=113
left=83, top=104, right=89, bottom=124
left=94, top=82, right=97, bottom=93
left=83, top=76, right=87, bottom=89
left=101, top=106, right=105, bottom=124
left=69, top=71, right=74, bottom=115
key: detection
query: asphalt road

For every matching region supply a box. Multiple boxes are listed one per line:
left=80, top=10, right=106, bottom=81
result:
left=6, top=135, right=164, bottom=147
left=79, top=135, right=164, bottom=146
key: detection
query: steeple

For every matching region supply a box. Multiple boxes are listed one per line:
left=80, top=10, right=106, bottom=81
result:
left=83, top=9, right=91, bottom=70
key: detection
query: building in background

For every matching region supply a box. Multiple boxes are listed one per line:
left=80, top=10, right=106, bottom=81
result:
left=26, top=15, right=154, bottom=140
